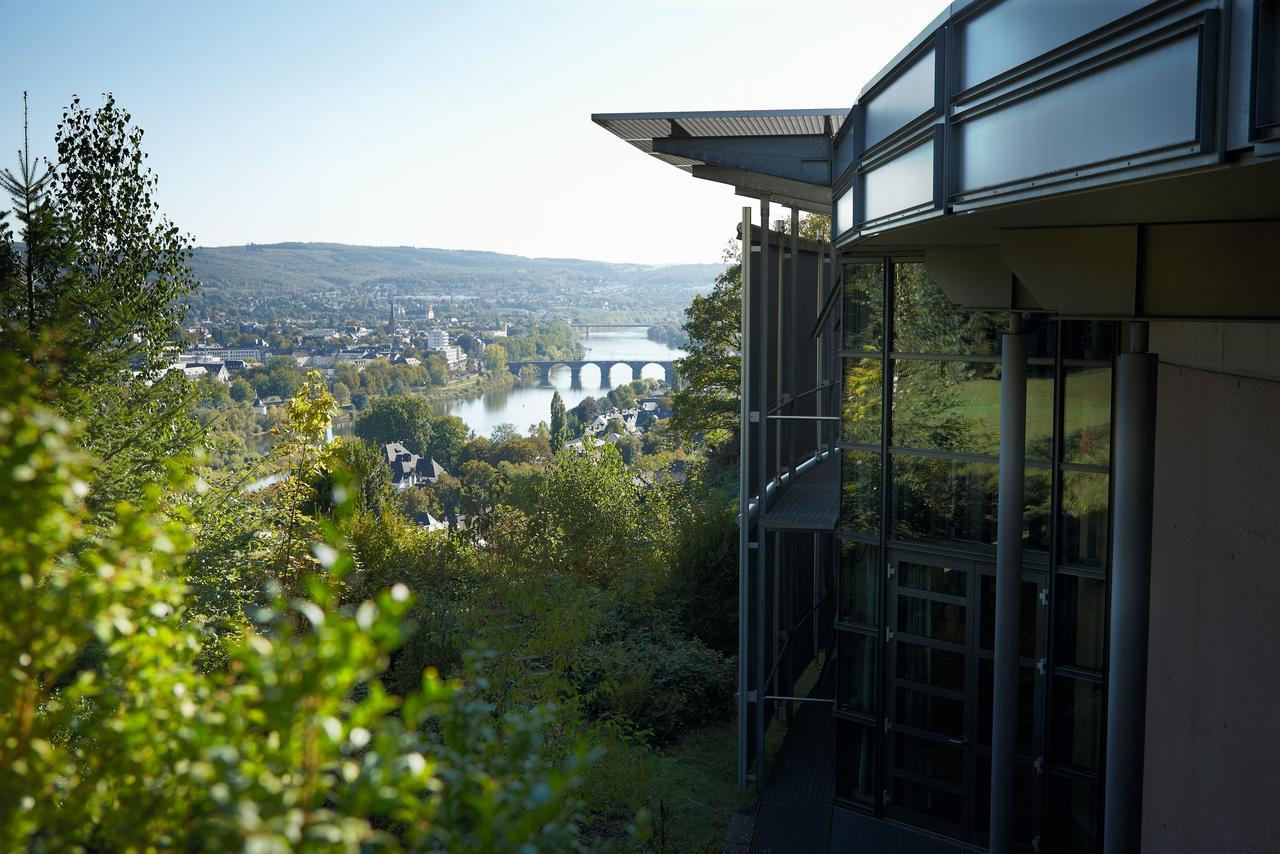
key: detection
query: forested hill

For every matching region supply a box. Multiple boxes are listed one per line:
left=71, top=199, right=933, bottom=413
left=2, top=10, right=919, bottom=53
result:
left=188, top=242, right=725, bottom=323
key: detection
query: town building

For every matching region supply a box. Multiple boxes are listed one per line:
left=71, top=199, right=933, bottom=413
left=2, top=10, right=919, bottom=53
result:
left=596, top=3, right=1280, bottom=853
left=382, top=442, right=448, bottom=490
left=427, top=328, right=450, bottom=351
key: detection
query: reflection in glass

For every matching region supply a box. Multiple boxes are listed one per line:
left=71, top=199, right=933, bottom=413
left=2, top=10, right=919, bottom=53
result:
left=897, top=686, right=964, bottom=738
left=975, top=758, right=1036, bottom=842
left=1061, top=320, right=1117, bottom=361
left=835, top=719, right=877, bottom=806
left=899, top=561, right=967, bottom=597
left=898, top=641, right=965, bottom=693
left=896, top=733, right=964, bottom=786
left=1024, top=363, right=1056, bottom=462
left=898, top=595, right=967, bottom=645
left=1063, top=366, right=1112, bottom=465
left=1061, top=471, right=1109, bottom=568
left=1044, top=774, right=1099, bottom=854
left=841, top=450, right=882, bottom=535
left=839, top=540, right=879, bottom=627
left=895, top=777, right=963, bottom=826
left=892, top=455, right=999, bottom=546
left=979, top=576, right=1038, bottom=659
left=1051, top=675, right=1103, bottom=771
left=1054, top=574, right=1105, bottom=671
left=1025, top=466, right=1052, bottom=552
left=842, top=357, right=883, bottom=444
left=837, top=631, right=878, bottom=716
left=843, top=262, right=885, bottom=352
left=893, top=360, right=1000, bottom=454
left=893, top=262, right=1003, bottom=355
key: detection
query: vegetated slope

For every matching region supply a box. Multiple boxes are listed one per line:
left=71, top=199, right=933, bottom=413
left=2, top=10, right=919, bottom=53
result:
left=188, top=242, right=724, bottom=322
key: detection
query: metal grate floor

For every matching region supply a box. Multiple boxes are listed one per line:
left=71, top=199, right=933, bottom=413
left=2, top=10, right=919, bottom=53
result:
left=763, top=453, right=840, bottom=531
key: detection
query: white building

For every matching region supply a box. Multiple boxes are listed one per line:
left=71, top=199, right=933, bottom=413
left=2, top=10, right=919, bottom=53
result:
left=427, top=328, right=450, bottom=350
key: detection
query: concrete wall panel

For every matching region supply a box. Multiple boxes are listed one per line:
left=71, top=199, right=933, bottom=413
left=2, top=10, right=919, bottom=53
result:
left=1144, top=363, right=1280, bottom=854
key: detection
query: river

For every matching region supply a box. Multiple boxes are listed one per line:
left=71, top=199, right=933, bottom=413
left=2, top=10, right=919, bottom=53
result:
left=434, top=327, right=685, bottom=437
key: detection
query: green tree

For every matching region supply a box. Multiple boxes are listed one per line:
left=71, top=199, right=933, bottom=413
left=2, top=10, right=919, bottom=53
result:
left=0, top=92, right=56, bottom=332
left=330, top=379, right=352, bottom=405
left=671, top=253, right=741, bottom=444
left=0, top=362, right=595, bottom=850
left=426, top=413, right=471, bottom=470
left=229, top=375, right=255, bottom=403
left=354, top=394, right=434, bottom=456
left=550, top=390, right=568, bottom=453
left=254, top=355, right=306, bottom=399
left=482, top=342, right=508, bottom=374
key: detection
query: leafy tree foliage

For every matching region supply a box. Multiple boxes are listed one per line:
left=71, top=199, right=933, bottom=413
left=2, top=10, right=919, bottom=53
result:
left=427, top=413, right=471, bottom=471
left=354, top=394, right=434, bottom=456
left=0, top=364, right=595, bottom=850
left=483, top=342, right=508, bottom=374
left=550, top=390, right=568, bottom=452
left=671, top=255, right=741, bottom=444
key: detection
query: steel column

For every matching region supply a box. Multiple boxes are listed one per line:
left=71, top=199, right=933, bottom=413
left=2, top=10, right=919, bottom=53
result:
left=737, top=206, right=752, bottom=792
left=1103, top=322, right=1158, bottom=854
left=990, top=313, right=1026, bottom=853
left=755, top=199, right=771, bottom=784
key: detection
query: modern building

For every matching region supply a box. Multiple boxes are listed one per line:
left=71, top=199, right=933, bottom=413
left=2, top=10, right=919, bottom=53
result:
left=596, top=2, right=1280, bottom=853
left=427, top=328, right=450, bottom=351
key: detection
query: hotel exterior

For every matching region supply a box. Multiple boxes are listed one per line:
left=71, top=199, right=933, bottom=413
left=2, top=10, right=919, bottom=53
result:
left=597, top=2, right=1280, bottom=852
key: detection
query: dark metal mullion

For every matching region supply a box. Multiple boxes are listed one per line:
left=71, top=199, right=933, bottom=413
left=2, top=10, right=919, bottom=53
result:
left=877, top=257, right=895, bottom=816
left=895, top=631, right=968, bottom=654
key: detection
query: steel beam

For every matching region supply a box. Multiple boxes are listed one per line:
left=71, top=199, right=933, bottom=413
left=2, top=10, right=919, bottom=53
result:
left=755, top=199, right=771, bottom=786
left=990, top=313, right=1026, bottom=853
left=653, top=134, right=832, bottom=185
left=1103, top=322, right=1158, bottom=854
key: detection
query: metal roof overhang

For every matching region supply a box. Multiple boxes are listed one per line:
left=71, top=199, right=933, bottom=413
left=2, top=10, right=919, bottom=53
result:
left=592, top=109, right=847, bottom=215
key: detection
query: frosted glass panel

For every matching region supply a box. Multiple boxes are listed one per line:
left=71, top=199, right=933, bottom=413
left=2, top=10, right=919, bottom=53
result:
left=865, top=48, right=936, bottom=149
left=863, top=138, right=934, bottom=222
left=836, top=186, right=854, bottom=235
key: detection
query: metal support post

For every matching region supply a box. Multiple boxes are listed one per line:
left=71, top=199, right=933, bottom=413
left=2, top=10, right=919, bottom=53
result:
left=1103, top=322, right=1158, bottom=854
left=737, top=206, right=752, bottom=792
left=756, top=199, right=770, bottom=784
left=991, top=313, right=1026, bottom=853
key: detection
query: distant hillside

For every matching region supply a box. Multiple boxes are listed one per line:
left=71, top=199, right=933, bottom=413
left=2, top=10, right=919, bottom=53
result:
left=188, top=242, right=725, bottom=324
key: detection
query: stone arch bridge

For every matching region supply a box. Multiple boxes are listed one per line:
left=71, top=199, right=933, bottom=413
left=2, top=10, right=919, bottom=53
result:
left=506, top=359, right=676, bottom=386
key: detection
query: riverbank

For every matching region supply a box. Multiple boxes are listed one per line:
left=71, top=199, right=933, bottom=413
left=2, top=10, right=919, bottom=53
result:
left=416, top=370, right=518, bottom=405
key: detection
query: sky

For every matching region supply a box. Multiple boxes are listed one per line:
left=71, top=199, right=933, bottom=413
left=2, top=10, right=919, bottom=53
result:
left=3, top=0, right=950, bottom=264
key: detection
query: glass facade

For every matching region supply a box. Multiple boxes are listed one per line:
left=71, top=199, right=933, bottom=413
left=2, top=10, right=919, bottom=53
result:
left=834, top=259, right=1116, bottom=851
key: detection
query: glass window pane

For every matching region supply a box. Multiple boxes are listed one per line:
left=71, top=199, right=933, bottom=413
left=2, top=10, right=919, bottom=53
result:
left=893, top=262, right=1004, bottom=355
left=1025, top=363, right=1056, bottom=462
left=898, top=640, right=965, bottom=693
left=976, top=758, right=1037, bottom=843
left=835, top=719, right=877, bottom=806
left=898, top=560, right=967, bottom=597
left=894, top=777, right=963, bottom=825
left=896, top=686, right=964, bottom=738
left=892, top=359, right=1001, bottom=455
left=1061, top=470, right=1109, bottom=569
left=839, top=540, right=879, bottom=627
left=1044, top=774, right=1099, bottom=854
left=837, top=631, right=878, bottom=716
left=842, top=357, right=883, bottom=444
left=1051, top=675, right=1103, bottom=772
left=1063, top=366, right=1112, bottom=465
left=843, top=261, right=884, bottom=352
left=892, top=455, right=999, bottom=546
left=895, top=733, right=964, bottom=787
left=1054, top=574, right=1106, bottom=671
left=978, top=575, right=1039, bottom=659
left=898, top=595, right=967, bottom=645
left=1061, top=319, right=1117, bottom=361
left=1025, top=466, right=1053, bottom=553
left=841, top=449, right=882, bottom=535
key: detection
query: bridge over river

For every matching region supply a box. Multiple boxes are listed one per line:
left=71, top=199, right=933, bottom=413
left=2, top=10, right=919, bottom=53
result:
left=506, top=359, right=676, bottom=386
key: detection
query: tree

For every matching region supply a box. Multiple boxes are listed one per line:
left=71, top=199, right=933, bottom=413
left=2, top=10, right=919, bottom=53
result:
left=482, top=342, right=508, bottom=374
left=0, top=362, right=594, bottom=849
left=773, top=211, right=831, bottom=241
left=0, top=92, right=56, bottom=333
left=229, top=376, right=255, bottom=403
left=550, top=390, right=568, bottom=452
left=425, top=353, right=448, bottom=385
left=572, top=396, right=600, bottom=426
left=254, top=356, right=306, bottom=399
left=354, top=394, right=433, bottom=456
left=671, top=251, right=741, bottom=444
left=330, top=379, right=352, bottom=405
left=426, top=413, right=470, bottom=470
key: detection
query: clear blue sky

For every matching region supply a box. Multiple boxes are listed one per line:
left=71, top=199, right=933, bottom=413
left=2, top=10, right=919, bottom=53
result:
left=3, top=0, right=949, bottom=264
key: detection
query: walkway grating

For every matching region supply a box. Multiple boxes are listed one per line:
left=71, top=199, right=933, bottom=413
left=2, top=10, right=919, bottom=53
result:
left=763, top=453, right=840, bottom=531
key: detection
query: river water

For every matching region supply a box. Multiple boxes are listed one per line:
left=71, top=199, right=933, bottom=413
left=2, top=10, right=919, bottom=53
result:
left=434, top=327, right=685, bottom=437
